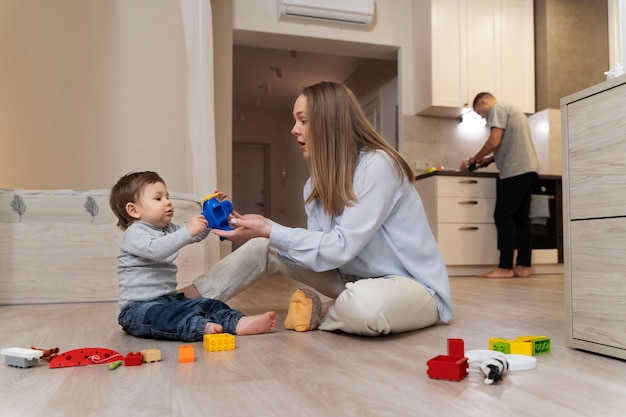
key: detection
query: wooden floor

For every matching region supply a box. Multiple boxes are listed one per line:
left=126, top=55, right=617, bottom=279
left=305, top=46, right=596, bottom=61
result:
left=2, top=273, right=626, bottom=417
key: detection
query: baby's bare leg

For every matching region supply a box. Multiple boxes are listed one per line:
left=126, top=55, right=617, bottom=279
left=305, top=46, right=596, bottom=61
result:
left=235, top=311, right=276, bottom=335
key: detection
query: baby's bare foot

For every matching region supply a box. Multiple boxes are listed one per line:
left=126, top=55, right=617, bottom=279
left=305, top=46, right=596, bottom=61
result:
left=205, top=322, right=223, bottom=334
left=478, top=268, right=514, bottom=278
left=235, top=311, right=276, bottom=335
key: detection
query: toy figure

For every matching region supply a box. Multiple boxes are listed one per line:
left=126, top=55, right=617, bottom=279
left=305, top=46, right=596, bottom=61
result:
left=466, top=350, right=508, bottom=385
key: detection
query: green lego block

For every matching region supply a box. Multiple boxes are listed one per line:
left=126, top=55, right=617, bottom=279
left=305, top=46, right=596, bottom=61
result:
left=492, top=341, right=511, bottom=354
left=530, top=338, right=551, bottom=355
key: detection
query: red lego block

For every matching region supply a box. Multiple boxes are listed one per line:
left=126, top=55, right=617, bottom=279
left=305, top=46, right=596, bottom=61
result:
left=124, top=352, right=142, bottom=366
left=426, top=338, right=468, bottom=381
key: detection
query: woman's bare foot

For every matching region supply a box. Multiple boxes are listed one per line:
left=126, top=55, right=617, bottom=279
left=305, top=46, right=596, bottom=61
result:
left=235, top=311, right=277, bottom=335
left=513, top=265, right=531, bottom=277
left=478, top=268, right=515, bottom=278
left=205, top=322, right=223, bottom=334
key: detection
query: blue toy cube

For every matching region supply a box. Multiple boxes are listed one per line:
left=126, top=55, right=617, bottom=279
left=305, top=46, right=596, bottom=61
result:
left=201, top=198, right=233, bottom=240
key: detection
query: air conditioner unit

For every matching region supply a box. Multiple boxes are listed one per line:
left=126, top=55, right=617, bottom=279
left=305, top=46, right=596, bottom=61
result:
left=278, top=0, right=374, bottom=26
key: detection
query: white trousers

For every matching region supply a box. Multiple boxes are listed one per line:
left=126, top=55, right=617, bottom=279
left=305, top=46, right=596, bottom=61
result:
left=193, top=238, right=440, bottom=336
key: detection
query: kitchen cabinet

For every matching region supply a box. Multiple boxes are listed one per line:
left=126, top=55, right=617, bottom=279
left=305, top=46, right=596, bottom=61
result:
left=561, top=75, right=626, bottom=360
left=415, top=173, right=498, bottom=265
left=413, top=0, right=535, bottom=117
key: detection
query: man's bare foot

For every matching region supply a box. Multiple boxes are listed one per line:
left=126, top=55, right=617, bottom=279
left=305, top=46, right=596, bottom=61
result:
left=478, top=268, right=515, bottom=278
left=235, top=311, right=277, bottom=335
left=205, top=322, right=223, bottom=334
left=513, top=265, right=531, bottom=277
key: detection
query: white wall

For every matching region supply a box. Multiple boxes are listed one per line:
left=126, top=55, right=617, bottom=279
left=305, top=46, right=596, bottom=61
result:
left=0, top=0, right=190, bottom=191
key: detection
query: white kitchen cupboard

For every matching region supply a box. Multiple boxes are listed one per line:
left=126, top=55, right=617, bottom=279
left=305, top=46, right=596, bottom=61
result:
left=415, top=174, right=498, bottom=266
left=413, top=0, right=535, bottom=117
left=561, top=75, right=626, bottom=360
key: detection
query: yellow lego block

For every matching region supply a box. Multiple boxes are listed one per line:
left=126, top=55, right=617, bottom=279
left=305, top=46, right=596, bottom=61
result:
left=203, top=333, right=236, bottom=352
left=489, top=337, right=533, bottom=356
left=140, top=349, right=161, bottom=363
left=178, top=345, right=195, bottom=363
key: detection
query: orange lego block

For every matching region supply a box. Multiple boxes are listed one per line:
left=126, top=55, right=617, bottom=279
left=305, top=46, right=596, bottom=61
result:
left=203, top=333, right=236, bottom=352
left=178, top=345, right=195, bottom=363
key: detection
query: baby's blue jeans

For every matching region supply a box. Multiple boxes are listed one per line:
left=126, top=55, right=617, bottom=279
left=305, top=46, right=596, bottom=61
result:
left=118, top=293, right=243, bottom=342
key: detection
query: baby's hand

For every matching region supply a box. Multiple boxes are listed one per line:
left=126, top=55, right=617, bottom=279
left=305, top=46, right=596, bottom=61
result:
left=187, top=214, right=209, bottom=237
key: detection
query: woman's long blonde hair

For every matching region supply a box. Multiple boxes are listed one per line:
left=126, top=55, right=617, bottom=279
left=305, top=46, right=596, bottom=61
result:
left=303, top=82, right=414, bottom=216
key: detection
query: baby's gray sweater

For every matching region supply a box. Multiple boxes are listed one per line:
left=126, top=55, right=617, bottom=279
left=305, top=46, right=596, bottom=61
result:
left=117, top=221, right=209, bottom=309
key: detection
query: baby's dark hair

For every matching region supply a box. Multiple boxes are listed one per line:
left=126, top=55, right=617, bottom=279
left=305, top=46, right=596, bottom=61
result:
left=110, top=171, right=165, bottom=231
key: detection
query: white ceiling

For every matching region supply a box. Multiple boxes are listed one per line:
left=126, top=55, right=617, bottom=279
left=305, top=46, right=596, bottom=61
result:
left=233, top=45, right=367, bottom=110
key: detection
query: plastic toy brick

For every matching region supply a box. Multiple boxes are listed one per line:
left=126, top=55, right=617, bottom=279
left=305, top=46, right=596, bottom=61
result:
left=489, top=337, right=533, bottom=356
left=140, top=349, right=161, bottom=363
left=201, top=195, right=233, bottom=240
left=178, top=345, right=195, bottom=363
left=1, top=347, right=44, bottom=368
left=515, top=336, right=551, bottom=355
left=203, top=333, right=236, bottom=352
left=426, top=338, right=468, bottom=381
left=124, top=352, right=143, bottom=366
left=489, top=336, right=551, bottom=356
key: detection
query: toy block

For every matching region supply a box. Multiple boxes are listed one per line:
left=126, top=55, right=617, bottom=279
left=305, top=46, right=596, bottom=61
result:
left=203, top=333, right=236, bottom=352
left=178, top=345, right=195, bottom=363
left=516, top=336, right=551, bottom=355
left=490, top=337, right=533, bottom=356
left=426, top=338, right=468, bottom=381
left=201, top=197, right=233, bottom=240
left=140, top=349, right=161, bottom=363
left=1, top=347, right=44, bottom=368
left=124, top=352, right=142, bottom=366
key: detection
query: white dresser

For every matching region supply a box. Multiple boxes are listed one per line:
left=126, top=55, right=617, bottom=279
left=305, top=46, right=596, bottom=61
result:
left=561, top=75, right=626, bottom=359
left=415, top=174, right=498, bottom=266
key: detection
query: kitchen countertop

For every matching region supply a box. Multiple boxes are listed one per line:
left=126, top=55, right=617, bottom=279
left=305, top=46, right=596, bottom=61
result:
left=415, top=170, right=561, bottom=181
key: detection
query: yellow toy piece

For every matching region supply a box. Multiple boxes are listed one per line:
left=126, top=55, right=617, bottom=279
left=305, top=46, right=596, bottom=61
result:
left=489, top=337, right=533, bottom=356
left=201, top=192, right=219, bottom=202
left=203, top=333, right=236, bottom=352
left=140, top=349, right=161, bottom=363
left=489, top=335, right=551, bottom=356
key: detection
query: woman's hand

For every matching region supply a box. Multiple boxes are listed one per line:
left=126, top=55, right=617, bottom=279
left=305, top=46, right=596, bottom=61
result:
left=211, top=212, right=272, bottom=241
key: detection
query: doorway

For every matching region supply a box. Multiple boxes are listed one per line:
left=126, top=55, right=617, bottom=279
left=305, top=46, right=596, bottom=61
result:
left=232, top=142, right=269, bottom=217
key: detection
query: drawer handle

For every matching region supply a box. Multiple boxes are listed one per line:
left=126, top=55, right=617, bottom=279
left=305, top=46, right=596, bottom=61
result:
left=458, top=200, right=478, bottom=205
left=458, top=180, right=478, bottom=184
left=458, top=226, right=479, bottom=231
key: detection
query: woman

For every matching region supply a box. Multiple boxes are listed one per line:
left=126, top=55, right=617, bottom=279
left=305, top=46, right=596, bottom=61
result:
left=182, top=82, right=452, bottom=336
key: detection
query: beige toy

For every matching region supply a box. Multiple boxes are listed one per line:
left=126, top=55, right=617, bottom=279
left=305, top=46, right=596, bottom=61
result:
left=284, top=288, right=322, bottom=332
